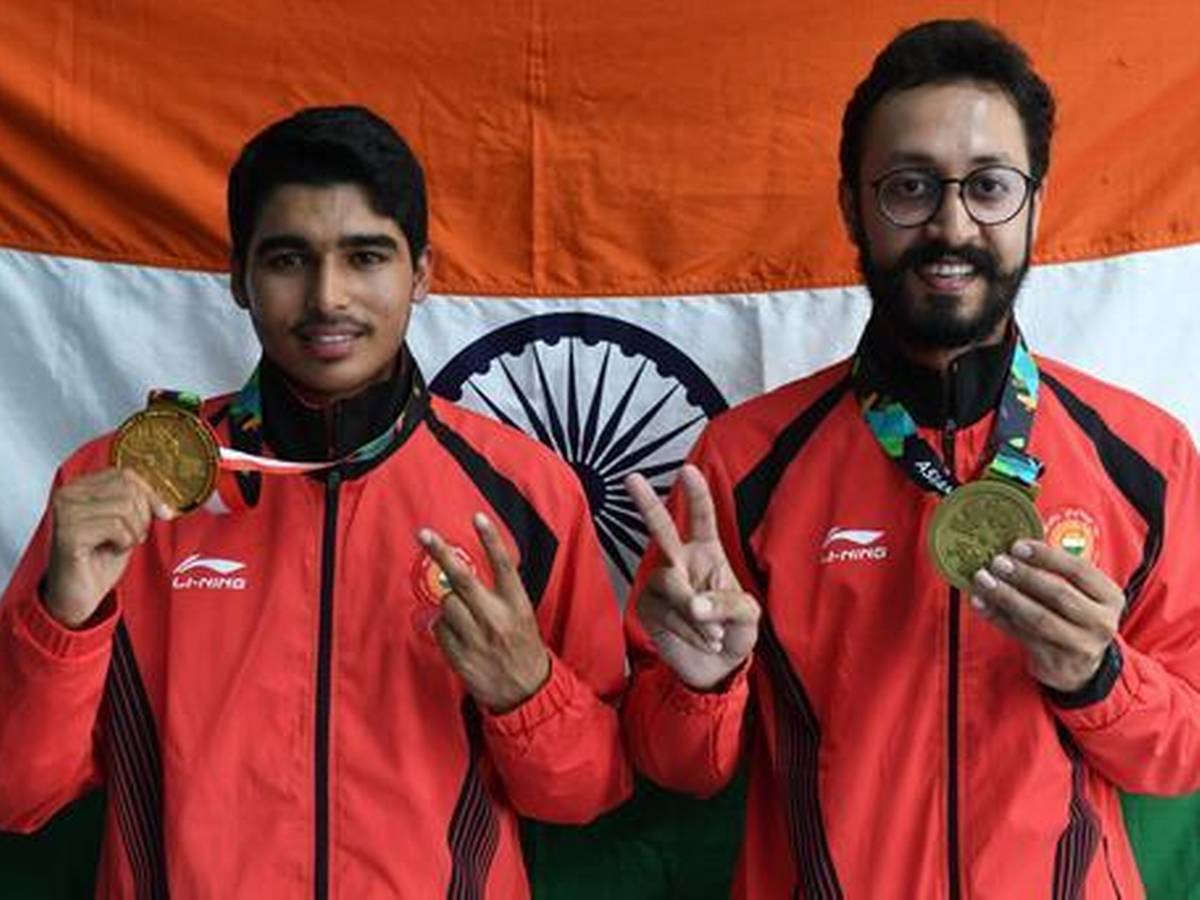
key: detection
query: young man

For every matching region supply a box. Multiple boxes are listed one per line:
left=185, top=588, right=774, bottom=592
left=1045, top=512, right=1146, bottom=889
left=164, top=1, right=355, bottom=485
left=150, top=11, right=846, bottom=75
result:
left=623, top=20, right=1200, bottom=899
left=0, top=106, right=631, bottom=897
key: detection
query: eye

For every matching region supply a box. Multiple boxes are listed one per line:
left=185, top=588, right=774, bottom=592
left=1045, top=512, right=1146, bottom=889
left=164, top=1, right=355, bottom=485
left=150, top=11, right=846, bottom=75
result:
left=348, top=249, right=391, bottom=268
left=264, top=250, right=309, bottom=271
left=880, top=170, right=937, bottom=205
left=966, top=170, right=1016, bottom=204
left=889, top=174, right=932, bottom=198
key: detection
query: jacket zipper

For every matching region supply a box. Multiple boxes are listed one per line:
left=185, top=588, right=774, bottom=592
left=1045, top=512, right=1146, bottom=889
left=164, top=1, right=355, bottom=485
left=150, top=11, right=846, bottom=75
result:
left=943, top=413, right=962, bottom=900
left=314, top=468, right=342, bottom=900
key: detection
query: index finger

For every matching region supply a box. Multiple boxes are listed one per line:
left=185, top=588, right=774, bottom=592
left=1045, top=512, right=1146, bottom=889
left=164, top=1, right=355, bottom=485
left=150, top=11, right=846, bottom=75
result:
left=1010, top=540, right=1125, bottom=613
left=624, top=473, right=685, bottom=564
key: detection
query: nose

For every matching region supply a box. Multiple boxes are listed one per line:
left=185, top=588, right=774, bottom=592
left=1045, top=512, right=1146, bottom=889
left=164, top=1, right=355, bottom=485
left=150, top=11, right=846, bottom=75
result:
left=924, top=183, right=978, bottom=246
left=307, top=257, right=348, bottom=313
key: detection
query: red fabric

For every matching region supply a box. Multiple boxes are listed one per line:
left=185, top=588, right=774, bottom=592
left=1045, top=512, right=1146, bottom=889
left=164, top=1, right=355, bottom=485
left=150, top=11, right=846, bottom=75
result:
left=0, top=395, right=631, bottom=898
left=623, top=356, right=1200, bottom=899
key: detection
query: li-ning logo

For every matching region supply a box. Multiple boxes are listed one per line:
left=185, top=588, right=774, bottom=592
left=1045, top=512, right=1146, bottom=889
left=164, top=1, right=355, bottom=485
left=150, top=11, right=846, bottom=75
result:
left=820, top=527, right=889, bottom=564
left=171, top=554, right=248, bottom=591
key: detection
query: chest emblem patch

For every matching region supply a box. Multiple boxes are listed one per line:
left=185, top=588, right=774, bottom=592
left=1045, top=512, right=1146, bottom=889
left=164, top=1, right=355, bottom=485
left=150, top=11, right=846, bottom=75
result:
left=1044, top=507, right=1101, bottom=564
left=410, top=542, right=479, bottom=638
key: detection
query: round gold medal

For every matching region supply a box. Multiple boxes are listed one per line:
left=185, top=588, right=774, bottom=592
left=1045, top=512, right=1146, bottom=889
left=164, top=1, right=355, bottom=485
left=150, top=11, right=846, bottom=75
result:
left=111, top=404, right=219, bottom=512
left=928, top=479, right=1044, bottom=591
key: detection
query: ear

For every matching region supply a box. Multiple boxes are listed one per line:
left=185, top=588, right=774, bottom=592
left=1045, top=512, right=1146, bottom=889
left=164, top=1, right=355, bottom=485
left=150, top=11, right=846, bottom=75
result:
left=1029, top=177, right=1048, bottom=241
left=838, top=179, right=864, bottom=248
left=230, top=256, right=250, bottom=310
left=411, top=245, right=435, bottom=303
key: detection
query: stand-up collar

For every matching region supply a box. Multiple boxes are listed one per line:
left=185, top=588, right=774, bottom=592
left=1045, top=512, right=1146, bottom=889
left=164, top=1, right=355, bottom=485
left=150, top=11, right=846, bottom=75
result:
left=856, top=316, right=1017, bottom=429
left=260, top=346, right=424, bottom=464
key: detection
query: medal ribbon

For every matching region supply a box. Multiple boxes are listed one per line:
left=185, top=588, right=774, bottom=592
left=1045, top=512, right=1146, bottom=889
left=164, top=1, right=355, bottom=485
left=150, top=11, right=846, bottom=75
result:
left=853, top=338, right=1043, bottom=497
left=148, top=367, right=417, bottom=513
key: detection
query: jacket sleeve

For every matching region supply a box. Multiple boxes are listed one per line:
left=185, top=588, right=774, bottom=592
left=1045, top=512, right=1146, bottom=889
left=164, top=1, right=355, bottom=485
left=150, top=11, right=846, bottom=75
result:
left=0, top=484, right=117, bottom=833
left=481, top=476, right=632, bottom=824
left=621, top=428, right=753, bottom=798
left=1052, top=427, right=1200, bottom=793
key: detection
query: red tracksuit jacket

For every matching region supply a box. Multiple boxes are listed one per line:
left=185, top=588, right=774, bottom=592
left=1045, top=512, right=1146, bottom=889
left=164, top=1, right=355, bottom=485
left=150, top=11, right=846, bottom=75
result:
left=625, top=332, right=1200, bottom=899
left=0, top=358, right=631, bottom=898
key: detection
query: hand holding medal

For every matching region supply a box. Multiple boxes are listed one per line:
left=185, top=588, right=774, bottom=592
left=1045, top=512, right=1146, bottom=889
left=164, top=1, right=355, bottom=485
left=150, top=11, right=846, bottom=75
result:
left=858, top=339, right=1121, bottom=691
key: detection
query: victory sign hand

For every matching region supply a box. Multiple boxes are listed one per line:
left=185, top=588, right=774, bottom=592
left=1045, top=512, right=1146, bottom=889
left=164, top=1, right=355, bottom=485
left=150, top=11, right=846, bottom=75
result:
left=625, top=465, right=760, bottom=690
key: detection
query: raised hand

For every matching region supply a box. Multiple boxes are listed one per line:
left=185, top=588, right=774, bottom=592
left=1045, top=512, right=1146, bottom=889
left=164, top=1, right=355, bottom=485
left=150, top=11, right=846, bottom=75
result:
left=45, top=467, right=176, bottom=627
left=418, top=512, right=551, bottom=713
left=969, top=539, right=1124, bottom=692
left=625, top=465, right=760, bottom=690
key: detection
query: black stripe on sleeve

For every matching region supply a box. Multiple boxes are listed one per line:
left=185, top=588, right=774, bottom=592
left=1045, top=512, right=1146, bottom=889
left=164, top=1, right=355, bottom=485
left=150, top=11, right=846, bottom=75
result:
left=1050, top=724, right=1101, bottom=900
left=103, top=620, right=169, bottom=900
left=444, top=702, right=500, bottom=900
left=732, top=376, right=850, bottom=899
left=1041, top=372, right=1166, bottom=612
left=425, top=410, right=559, bottom=608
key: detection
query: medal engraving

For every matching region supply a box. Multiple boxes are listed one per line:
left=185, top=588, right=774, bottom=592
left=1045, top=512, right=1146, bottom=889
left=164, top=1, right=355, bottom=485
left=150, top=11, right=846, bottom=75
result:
left=111, top=405, right=219, bottom=511
left=928, top=480, right=1043, bottom=590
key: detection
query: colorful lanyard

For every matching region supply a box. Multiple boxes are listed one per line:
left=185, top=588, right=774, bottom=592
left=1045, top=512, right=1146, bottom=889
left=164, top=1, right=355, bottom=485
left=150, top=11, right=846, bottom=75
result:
left=151, top=364, right=415, bottom=513
left=853, top=338, right=1043, bottom=497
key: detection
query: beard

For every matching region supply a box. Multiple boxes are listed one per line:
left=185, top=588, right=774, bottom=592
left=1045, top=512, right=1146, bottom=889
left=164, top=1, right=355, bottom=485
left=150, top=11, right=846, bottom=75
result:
left=858, top=238, right=1029, bottom=351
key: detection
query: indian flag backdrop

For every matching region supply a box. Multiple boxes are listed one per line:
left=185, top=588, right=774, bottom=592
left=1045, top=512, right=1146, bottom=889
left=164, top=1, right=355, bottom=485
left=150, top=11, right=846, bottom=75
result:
left=1, top=1, right=1198, bottom=896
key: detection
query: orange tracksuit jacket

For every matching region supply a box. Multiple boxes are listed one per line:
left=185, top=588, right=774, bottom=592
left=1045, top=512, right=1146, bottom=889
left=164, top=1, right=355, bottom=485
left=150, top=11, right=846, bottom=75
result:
left=625, top=342, right=1200, bottom=899
left=0, top=363, right=631, bottom=898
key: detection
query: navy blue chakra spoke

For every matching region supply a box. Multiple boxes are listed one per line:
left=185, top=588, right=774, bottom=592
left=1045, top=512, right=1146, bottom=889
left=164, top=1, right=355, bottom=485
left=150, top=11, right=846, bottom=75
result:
left=430, top=313, right=727, bottom=592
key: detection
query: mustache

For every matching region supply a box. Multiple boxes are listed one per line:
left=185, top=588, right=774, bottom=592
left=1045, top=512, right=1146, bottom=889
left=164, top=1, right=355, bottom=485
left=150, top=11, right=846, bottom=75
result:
left=895, top=241, right=999, bottom=280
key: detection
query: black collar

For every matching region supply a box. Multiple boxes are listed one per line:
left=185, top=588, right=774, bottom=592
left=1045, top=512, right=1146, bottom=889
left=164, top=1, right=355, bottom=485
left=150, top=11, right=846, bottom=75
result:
left=259, top=347, right=426, bottom=470
left=856, top=317, right=1017, bottom=429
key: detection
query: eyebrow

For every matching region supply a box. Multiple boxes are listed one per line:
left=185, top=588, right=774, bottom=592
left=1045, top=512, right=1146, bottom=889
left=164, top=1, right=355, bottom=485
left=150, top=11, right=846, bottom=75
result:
left=253, top=233, right=400, bottom=256
left=882, top=151, right=1017, bottom=169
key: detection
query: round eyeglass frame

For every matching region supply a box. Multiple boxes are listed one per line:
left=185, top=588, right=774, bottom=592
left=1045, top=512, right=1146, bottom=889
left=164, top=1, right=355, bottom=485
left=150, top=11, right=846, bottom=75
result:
left=869, top=165, right=1040, bottom=228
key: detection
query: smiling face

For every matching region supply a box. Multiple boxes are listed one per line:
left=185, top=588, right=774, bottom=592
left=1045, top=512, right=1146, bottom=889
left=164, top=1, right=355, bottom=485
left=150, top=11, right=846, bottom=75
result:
left=232, top=182, right=432, bottom=404
left=842, top=80, right=1043, bottom=354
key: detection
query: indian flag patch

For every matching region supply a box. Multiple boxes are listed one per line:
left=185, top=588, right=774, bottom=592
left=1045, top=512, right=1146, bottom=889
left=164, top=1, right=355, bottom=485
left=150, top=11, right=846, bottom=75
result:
left=1044, top=508, right=1101, bottom=564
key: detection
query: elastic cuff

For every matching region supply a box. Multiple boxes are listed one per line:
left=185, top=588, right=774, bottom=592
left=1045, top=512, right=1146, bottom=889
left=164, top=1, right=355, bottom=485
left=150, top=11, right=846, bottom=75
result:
left=484, top=654, right=575, bottom=739
left=1044, top=642, right=1123, bottom=710
left=665, top=657, right=751, bottom=714
left=21, top=581, right=119, bottom=658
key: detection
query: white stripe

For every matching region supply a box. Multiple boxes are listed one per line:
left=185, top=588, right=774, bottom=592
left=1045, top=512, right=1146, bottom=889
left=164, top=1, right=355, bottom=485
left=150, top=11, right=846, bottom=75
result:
left=1, top=242, right=1197, bottom=584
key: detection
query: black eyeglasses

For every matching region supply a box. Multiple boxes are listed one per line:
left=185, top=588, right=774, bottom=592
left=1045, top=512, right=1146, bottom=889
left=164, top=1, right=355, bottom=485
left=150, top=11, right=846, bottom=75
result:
left=870, top=165, right=1039, bottom=228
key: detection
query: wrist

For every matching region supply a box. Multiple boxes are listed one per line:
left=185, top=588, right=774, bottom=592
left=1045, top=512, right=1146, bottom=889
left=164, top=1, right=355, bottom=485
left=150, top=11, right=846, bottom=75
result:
left=679, top=653, right=751, bottom=693
left=1043, top=643, right=1123, bottom=709
left=487, top=647, right=552, bottom=714
left=39, top=576, right=110, bottom=630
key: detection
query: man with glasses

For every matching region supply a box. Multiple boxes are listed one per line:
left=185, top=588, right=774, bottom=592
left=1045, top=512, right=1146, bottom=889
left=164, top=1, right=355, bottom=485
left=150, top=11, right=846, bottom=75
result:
left=623, top=19, right=1200, bottom=898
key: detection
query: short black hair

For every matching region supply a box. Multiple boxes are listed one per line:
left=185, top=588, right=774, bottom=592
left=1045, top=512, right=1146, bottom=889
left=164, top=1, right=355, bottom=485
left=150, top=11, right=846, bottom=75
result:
left=840, top=19, right=1055, bottom=190
left=227, top=105, right=427, bottom=268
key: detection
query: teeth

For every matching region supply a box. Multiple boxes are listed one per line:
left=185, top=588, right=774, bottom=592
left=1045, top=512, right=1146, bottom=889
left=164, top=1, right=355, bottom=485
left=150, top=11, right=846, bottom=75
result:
left=923, top=262, right=974, bottom=277
left=307, top=333, right=355, bottom=343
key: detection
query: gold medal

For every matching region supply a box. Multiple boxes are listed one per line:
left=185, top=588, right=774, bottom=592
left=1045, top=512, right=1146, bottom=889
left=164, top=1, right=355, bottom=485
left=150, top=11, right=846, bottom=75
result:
left=928, top=479, right=1044, bottom=591
left=111, top=403, right=220, bottom=512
